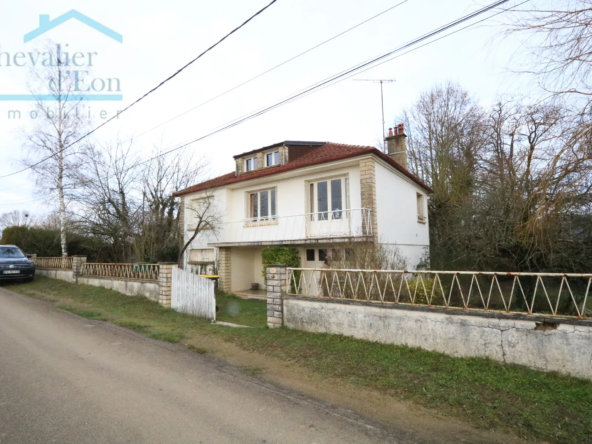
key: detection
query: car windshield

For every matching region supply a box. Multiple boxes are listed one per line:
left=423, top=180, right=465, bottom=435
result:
left=0, top=247, right=25, bottom=258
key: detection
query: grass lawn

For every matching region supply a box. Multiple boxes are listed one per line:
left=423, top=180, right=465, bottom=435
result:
left=6, top=276, right=592, bottom=444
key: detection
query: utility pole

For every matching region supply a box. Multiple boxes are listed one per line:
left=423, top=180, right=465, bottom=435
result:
left=354, top=78, right=395, bottom=152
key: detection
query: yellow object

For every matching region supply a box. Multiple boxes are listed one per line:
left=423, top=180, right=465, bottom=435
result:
left=200, top=275, right=219, bottom=279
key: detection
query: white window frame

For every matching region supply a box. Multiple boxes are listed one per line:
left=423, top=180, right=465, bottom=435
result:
left=245, top=157, right=258, bottom=172
left=307, top=175, right=348, bottom=221
left=246, top=187, right=277, bottom=223
left=265, top=151, right=280, bottom=167
left=417, top=192, right=426, bottom=223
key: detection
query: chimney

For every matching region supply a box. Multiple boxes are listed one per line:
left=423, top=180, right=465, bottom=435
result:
left=385, top=123, right=407, bottom=169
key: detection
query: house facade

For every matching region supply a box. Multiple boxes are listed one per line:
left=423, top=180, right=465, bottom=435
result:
left=173, top=124, right=431, bottom=294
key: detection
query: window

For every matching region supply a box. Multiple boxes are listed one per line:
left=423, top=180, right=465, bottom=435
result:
left=0, top=246, right=25, bottom=258
left=249, top=188, right=276, bottom=220
left=318, top=249, right=327, bottom=262
left=245, top=157, right=258, bottom=172
left=309, top=178, right=345, bottom=220
left=266, top=151, right=280, bottom=166
left=306, top=249, right=315, bottom=261
left=417, top=193, right=426, bottom=223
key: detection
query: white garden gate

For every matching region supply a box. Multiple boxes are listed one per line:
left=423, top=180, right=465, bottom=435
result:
left=171, top=267, right=216, bottom=320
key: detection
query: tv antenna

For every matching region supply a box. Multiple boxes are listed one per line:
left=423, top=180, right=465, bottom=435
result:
left=354, top=78, right=396, bottom=151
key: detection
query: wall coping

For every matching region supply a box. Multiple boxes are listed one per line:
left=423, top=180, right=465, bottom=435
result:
left=283, top=295, right=592, bottom=327
left=78, top=275, right=159, bottom=284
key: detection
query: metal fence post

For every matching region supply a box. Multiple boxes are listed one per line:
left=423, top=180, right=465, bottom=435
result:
left=266, top=266, right=287, bottom=328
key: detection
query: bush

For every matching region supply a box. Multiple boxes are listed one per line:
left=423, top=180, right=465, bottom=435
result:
left=407, top=277, right=446, bottom=306
left=261, top=246, right=301, bottom=292
left=261, top=246, right=301, bottom=269
left=0, top=226, right=109, bottom=261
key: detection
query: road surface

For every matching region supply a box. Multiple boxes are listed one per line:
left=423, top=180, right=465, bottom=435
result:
left=0, top=287, right=415, bottom=444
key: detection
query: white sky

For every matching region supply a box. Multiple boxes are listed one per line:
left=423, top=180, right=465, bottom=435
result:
left=0, top=0, right=533, bottom=216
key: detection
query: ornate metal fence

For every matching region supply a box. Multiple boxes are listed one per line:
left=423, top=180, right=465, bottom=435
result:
left=80, top=263, right=160, bottom=281
left=287, top=268, right=592, bottom=319
left=34, top=257, right=73, bottom=270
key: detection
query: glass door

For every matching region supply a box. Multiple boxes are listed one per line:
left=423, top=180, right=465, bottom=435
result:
left=308, top=178, right=348, bottom=237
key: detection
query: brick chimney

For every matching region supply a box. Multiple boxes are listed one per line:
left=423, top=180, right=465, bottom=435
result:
left=385, top=123, right=407, bottom=169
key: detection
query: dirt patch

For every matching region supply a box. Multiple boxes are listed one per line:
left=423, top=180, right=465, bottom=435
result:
left=182, top=330, right=523, bottom=444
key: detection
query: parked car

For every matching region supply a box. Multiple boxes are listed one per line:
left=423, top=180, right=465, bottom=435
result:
left=0, top=245, right=35, bottom=282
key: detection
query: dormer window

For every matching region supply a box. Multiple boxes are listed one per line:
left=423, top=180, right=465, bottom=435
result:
left=266, top=151, right=280, bottom=167
left=245, top=157, right=257, bottom=172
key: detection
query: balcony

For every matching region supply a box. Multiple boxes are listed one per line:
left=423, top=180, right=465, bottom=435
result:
left=208, top=208, right=373, bottom=247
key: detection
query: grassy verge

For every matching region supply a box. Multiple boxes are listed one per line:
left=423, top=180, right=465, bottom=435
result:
left=5, top=276, right=592, bottom=444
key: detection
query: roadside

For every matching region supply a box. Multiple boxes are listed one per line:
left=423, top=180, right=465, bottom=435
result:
left=5, top=276, right=592, bottom=444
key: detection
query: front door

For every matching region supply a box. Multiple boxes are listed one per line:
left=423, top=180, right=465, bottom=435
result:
left=307, top=178, right=349, bottom=237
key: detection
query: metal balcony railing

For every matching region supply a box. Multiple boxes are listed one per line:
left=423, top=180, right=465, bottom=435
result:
left=287, top=268, right=592, bottom=319
left=216, top=208, right=373, bottom=244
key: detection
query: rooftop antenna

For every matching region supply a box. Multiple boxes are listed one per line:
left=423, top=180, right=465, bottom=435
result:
left=354, top=78, right=396, bottom=152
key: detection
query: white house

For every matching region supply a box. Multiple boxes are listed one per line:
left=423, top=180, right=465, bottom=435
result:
left=173, top=124, right=431, bottom=294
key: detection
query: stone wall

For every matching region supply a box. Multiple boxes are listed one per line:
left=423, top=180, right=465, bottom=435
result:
left=218, top=247, right=232, bottom=292
left=281, top=296, right=592, bottom=381
left=266, top=266, right=288, bottom=328
left=36, top=269, right=75, bottom=283
left=79, top=276, right=160, bottom=301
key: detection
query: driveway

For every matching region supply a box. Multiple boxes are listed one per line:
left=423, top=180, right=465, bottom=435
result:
left=0, top=287, right=415, bottom=444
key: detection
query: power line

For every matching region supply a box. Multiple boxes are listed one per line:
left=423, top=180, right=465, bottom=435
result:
left=0, top=0, right=279, bottom=180
left=128, top=0, right=410, bottom=142
left=5, top=0, right=524, bottom=206
left=123, top=0, right=513, bottom=171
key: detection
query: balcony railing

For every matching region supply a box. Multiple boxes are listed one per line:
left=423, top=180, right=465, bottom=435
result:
left=214, top=208, right=373, bottom=245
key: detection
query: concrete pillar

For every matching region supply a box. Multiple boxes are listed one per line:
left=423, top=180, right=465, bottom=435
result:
left=218, top=247, right=232, bottom=292
left=72, top=256, right=87, bottom=283
left=158, top=262, right=178, bottom=307
left=266, top=266, right=288, bottom=328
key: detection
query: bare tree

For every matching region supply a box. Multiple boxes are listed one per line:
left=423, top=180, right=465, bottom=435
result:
left=22, top=43, right=89, bottom=257
left=136, top=146, right=207, bottom=262
left=0, top=210, right=36, bottom=231
left=507, top=1, right=592, bottom=102
left=74, top=140, right=141, bottom=262
left=400, top=83, right=485, bottom=268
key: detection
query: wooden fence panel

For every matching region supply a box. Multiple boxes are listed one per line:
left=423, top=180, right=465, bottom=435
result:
left=171, top=267, right=216, bottom=320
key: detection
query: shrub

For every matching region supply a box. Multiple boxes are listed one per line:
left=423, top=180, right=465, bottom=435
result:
left=407, top=277, right=447, bottom=306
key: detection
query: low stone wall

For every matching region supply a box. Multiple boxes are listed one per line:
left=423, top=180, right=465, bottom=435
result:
left=282, top=296, right=592, bottom=381
left=78, top=276, right=159, bottom=301
left=36, top=269, right=76, bottom=284
left=35, top=268, right=159, bottom=302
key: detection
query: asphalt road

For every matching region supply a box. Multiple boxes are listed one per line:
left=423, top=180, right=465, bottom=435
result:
left=0, top=287, right=414, bottom=444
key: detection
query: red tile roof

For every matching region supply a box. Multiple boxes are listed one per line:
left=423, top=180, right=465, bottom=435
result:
left=173, top=142, right=431, bottom=196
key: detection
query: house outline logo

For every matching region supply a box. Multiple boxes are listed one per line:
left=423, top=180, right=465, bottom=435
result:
left=24, top=10, right=123, bottom=43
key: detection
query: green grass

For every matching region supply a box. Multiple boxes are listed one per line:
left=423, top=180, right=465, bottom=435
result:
left=215, top=291, right=267, bottom=327
left=5, top=276, right=592, bottom=444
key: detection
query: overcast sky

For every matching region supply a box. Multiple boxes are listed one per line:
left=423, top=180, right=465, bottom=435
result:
left=0, top=0, right=533, bottom=216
